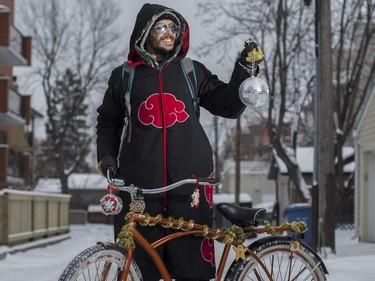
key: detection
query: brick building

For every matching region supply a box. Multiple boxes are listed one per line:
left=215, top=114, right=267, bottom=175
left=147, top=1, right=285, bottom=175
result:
left=0, top=0, right=40, bottom=189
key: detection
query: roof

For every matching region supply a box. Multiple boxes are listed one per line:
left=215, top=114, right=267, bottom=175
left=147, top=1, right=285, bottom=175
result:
left=0, top=5, right=10, bottom=12
left=35, top=173, right=108, bottom=193
left=213, top=193, right=252, bottom=204
left=222, top=160, right=270, bottom=175
left=274, top=146, right=355, bottom=174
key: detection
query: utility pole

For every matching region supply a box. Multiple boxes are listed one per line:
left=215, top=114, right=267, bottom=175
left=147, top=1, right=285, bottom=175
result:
left=313, top=0, right=335, bottom=251
left=311, top=0, right=321, bottom=252
left=235, top=117, right=241, bottom=205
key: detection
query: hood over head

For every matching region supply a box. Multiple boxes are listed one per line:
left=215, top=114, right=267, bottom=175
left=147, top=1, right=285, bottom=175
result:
left=127, top=3, right=190, bottom=68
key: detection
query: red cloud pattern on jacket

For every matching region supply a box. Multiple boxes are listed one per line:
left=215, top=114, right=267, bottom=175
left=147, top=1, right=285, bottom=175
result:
left=201, top=238, right=215, bottom=267
left=138, top=93, right=189, bottom=128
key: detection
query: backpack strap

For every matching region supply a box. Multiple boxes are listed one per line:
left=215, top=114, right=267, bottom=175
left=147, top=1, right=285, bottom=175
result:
left=117, top=62, right=135, bottom=165
left=180, top=57, right=200, bottom=118
left=122, top=62, right=134, bottom=111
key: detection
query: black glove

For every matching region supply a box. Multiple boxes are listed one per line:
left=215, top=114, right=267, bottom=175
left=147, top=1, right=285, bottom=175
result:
left=239, top=39, right=264, bottom=69
left=97, top=154, right=118, bottom=178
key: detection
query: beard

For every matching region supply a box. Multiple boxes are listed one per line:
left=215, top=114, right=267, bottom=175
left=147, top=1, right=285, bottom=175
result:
left=147, top=34, right=176, bottom=55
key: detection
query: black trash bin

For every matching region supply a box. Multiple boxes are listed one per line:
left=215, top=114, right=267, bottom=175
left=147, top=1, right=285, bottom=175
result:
left=284, top=203, right=312, bottom=245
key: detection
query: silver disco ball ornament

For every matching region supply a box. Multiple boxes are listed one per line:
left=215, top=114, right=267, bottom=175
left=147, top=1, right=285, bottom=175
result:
left=239, top=76, right=269, bottom=107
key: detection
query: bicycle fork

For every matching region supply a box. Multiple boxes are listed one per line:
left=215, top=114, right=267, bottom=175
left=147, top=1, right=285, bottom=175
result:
left=120, top=248, right=135, bottom=281
left=119, top=226, right=174, bottom=281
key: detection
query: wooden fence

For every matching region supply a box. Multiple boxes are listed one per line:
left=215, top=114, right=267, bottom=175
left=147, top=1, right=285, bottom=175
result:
left=0, top=189, right=71, bottom=246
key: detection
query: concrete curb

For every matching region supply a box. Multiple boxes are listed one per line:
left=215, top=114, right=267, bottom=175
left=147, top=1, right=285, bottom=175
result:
left=0, top=233, right=71, bottom=260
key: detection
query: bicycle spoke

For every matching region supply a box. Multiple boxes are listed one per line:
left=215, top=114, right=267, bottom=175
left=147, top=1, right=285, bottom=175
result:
left=276, top=252, right=284, bottom=280
left=290, top=261, right=307, bottom=281
left=286, top=253, right=300, bottom=281
left=94, top=260, right=100, bottom=281
left=270, top=255, right=275, bottom=280
left=81, top=269, right=88, bottom=281
left=253, top=268, right=263, bottom=280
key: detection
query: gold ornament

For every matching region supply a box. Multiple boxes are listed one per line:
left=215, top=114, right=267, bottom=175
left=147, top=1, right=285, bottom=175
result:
left=233, top=245, right=247, bottom=261
left=290, top=241, right=301, bottom=252
left=129, top=197, right=146, bottom=214
left=245, top=47, right=264, bottom=62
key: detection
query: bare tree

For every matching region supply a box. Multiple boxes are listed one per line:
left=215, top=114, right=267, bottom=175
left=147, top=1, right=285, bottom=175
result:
left=19, top=0, right=123, bottom=193
left=316, top=0, right=375, bottom=252
left=331, top=0, right=375, bottom=211
left=196, top=0, right=375, bottom=252
left=196, top=0, right=316, bottom=203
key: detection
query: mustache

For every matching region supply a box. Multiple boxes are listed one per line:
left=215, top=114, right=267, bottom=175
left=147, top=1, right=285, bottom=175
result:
left=160, top=35, right=175, bottom=41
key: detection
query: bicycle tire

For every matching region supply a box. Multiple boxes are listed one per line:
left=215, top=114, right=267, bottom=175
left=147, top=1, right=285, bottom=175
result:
left=225, top=236, right=327, bottom=281
left=58, top=242, right=143, bottom=281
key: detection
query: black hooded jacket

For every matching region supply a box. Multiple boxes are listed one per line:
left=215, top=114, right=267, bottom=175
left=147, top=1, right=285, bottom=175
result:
left=96, top=4, right=252, bottom=279
left=97, top=3, right=249, bottom=191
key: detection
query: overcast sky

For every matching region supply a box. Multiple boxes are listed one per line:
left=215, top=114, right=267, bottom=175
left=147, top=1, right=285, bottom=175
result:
left=13, top=0, right=242, bottom=141
left=14, top=0, right=234, bottom=98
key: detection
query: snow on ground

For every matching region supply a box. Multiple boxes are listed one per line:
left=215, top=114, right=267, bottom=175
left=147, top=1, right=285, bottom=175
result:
left=0, top=224, right=374, bottom=280
left=0, top=224, right=114, bottom=281
left=321, top=228, right=375, bottom=280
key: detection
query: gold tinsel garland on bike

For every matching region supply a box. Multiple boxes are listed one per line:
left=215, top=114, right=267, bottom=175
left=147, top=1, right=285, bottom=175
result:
left=116, top=221, right=136, bottom=249
left=263, top=220, right=307, bottom=235
left=138, top=212, right=246, bottom=244
left=115, top=212, right=307, bottom=250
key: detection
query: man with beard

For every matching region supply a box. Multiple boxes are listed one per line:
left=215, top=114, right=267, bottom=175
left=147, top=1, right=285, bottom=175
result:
left=96, top=3, right=264, bottom=281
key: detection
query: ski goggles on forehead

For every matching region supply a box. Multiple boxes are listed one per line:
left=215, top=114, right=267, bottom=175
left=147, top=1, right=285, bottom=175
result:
left=154, top=23, right=179, bottom=34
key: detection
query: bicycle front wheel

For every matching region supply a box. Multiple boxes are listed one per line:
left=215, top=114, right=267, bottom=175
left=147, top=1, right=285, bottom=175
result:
left=58, top=242, right=143, bottom=281
left=225, top=237, right=327, bottom=281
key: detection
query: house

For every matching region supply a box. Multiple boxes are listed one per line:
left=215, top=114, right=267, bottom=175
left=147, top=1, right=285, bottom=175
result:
left=221, top=160, right=276, bottom=205
left=35, top=173, right=108, bottom=210
left=35, top=173, right=111, bottom=224
left=220, top=159, right=285, bottom=225
left=353, top=85, right=375, bottom=243
left=270, top=147, right=355, bottom=222
left=0, top=0, right=41, bottom=190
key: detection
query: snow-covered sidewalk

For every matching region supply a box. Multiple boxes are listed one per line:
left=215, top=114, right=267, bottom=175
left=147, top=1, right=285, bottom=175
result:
left=0, top=224, right=374, bottom=280
left=321, top=228, right=375, bottom=280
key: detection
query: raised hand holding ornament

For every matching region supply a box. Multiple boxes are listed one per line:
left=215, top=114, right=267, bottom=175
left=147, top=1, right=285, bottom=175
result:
left=238, top=39, right=269, bottom=107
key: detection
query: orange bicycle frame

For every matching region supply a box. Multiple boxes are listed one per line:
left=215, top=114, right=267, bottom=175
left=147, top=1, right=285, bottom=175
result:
left=118, top=213, right=306, bottom=281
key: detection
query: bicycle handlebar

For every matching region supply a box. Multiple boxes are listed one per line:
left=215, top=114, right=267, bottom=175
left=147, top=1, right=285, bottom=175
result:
left=106, top=170, right=220, bottom=196
left=101, top=171, right=220, bottom=216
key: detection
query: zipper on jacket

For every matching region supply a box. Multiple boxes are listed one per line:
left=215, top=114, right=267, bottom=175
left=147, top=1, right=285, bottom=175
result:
left=158, top=69, right=168, bottom=211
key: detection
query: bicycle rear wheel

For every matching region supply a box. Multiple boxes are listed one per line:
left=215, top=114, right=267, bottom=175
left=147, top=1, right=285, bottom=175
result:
left=225, top=237, right=327, bottom=280
left=58, top=242, right=143, bottom=281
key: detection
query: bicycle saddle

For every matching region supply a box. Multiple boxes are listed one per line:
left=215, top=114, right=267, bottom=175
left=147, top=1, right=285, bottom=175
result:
left=216, top=203, right=266, bottom=227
